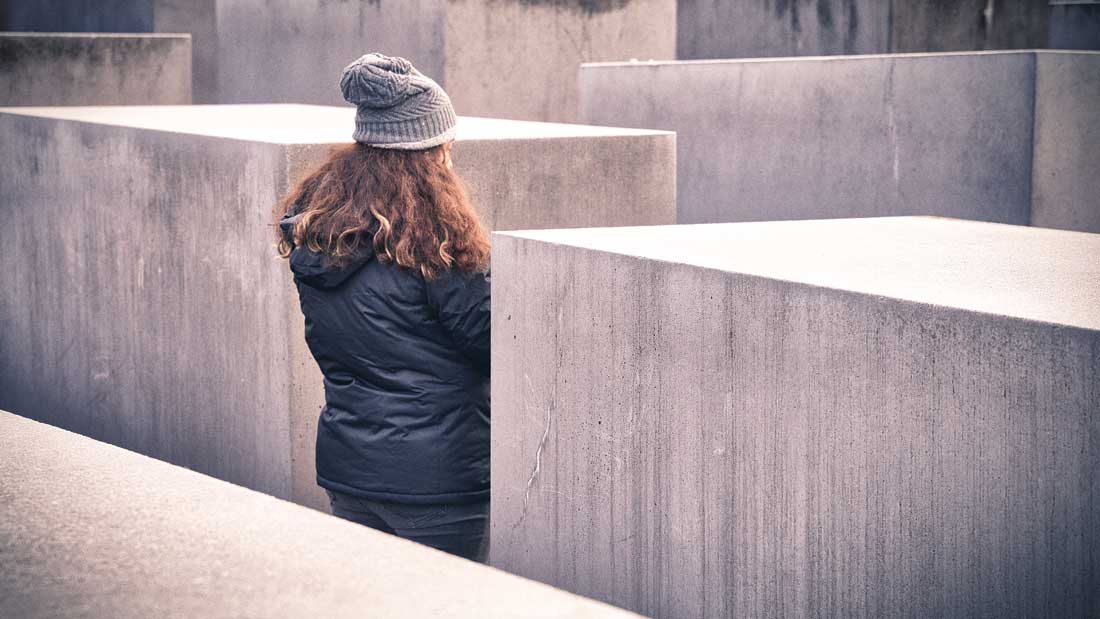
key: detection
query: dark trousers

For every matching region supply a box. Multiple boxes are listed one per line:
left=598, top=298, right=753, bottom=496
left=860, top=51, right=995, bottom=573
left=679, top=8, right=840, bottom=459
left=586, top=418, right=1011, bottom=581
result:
left=326, top=489, right=489, bottom=563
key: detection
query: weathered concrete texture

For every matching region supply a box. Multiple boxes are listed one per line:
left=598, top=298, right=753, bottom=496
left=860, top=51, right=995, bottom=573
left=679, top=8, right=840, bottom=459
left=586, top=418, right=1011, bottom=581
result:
left=0, top=0, right=217, bottom=103
left=0, top=33, right=191, bottom=105
left=154, top=0, right=218, bottom=103
left=213, top=0, right=445, bottom=108
left=677, top=0, right=888, bottom=59
left=442, top=0, right=675, bottom=121
left=0, top=410, right=644, bottom=619
left=491, top=217, right=1100, bottom=618
left=0, top=0, right=673, bottom=117
left=677, top=0, right=1048, bottom=60
left=0, top=104, right=674, bottom=513
left=210, top=0, right=674, bottom=121
left=1049, top=2, right=1100, bottom=50
left=889, top=0, right=1049, bottom=53
left=581, top=50, right=1100, bottom=232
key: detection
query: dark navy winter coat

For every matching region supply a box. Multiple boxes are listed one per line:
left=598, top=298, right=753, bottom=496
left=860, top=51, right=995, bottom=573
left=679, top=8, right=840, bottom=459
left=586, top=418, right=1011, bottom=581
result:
left=280, top=213, right=490, bottom=505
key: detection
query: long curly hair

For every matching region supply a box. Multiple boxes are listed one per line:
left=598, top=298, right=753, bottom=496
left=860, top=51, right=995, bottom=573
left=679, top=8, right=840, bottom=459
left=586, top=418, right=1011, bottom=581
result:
left=276, top=142, right=489, bottom=280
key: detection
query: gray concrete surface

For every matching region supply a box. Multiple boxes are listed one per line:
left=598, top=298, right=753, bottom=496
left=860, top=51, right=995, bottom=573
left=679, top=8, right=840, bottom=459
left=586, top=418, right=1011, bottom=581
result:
left=581, top=50, right=1100, bottom=232
left=154, top=0, right=217, bottom=103
left=0, top=0, right=155, bottom=32
left=889, top=0, right=1049, bottom=53
left=214, top=0, right=675, bottom=121
left=1032, top=50, right=1100, bottom=232
left=213, top=0, right=445, bottom=108
left=1049, top=2, right=1100, bottom=50
left=443, top=0, right=674, bottom=121
left=0, top=33, right=191, bottom=106
left=490, top=217, right=1100, bottom=618
left=0, top=0, right=217, bottom=103
left=2, top=0, right=674, bottom=119
left=0, top=104, right=674, bottom=513
left=677, top=0, right=1049, bottom=60
left=0, top=410, right=644, bottom=619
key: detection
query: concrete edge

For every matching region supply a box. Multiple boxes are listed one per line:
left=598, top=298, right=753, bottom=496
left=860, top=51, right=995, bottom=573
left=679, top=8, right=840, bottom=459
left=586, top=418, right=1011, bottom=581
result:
left=489, top=217, right=1100, bottom=334
left=0, top=109, right=283, bottom=153
left=0, top=106, right=675, bottom=146
left=580, top=49, right=1100, bottom=70
left=0, top=32, right=193, bottom=39
left=0, top=410, right=646, bottom=618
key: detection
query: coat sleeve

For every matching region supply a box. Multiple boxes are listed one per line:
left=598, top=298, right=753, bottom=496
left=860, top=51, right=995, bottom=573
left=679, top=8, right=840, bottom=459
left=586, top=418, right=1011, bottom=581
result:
left=425, top=269, right=491, bottom=374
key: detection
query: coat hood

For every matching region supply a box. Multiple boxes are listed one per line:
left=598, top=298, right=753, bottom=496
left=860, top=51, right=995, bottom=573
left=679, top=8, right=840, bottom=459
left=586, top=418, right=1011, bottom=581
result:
left=279, top=209, right=374, bottom=289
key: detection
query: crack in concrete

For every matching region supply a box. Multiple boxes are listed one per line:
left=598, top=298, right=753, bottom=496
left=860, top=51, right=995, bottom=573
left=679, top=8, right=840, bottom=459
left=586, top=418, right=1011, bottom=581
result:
left=515, top=397, right=553, bottom=529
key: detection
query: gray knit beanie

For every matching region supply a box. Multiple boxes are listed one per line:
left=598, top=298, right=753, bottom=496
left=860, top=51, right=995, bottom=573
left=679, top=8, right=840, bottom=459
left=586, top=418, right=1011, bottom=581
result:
left=340, top=53, right=456, bottom=150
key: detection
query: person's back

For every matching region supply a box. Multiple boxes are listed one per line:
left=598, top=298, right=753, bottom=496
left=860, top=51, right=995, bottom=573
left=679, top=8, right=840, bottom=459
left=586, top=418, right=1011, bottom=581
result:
left=276, top=53, right=491, bottom=561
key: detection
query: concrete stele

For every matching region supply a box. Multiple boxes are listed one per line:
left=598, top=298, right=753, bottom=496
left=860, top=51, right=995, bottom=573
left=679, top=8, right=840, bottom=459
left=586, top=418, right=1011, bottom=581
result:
left=0, top=33, right=192, bottom=106
left=0, top=103, right=674, bottom=513
left=0, top=410, right=643, bottom=619
left=490, top=217, right=1100, bottom=618
left=580, top=50, right=1100, bottom=233
left=212, top=0, right=675, bottom=121
left=3, top=0, right=673, bottom=116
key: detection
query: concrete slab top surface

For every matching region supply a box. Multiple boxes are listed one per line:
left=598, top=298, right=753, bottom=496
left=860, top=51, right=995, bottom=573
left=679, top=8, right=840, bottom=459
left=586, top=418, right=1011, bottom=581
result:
left=0, top=411, right=642, bottom=619
left=498, top=217, right=1100, bottom=331
left=583, top=48, right=1100, bottom=69
left=0, top=104, right=671, bottom=144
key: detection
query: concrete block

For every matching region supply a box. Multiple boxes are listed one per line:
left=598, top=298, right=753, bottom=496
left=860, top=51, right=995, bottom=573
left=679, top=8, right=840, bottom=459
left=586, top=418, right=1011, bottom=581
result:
left=677, top=0, right=1048, bottom=60
left=213, top=0, right=675, bottom=122
left=580, top=50, right=1100, bottom=232
left=0, top=410, right=643, bottom=619
left=0, top=1, right=217, bottom=103
left=491, top=217, right=1100, bottom=618
left=0, top=104, right=674, bottom=512
left=1049, top=3, right=1100, bottom=51
left=0, top=33, right=191, bottom=106
left=3, top=0, right=675, bottom=118
left=211, top=0, right=444, bottom=109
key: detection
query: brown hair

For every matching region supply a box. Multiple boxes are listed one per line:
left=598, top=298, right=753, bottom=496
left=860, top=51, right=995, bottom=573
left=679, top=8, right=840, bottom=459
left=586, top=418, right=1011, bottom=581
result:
left=276, top=142, right=489, bottom=280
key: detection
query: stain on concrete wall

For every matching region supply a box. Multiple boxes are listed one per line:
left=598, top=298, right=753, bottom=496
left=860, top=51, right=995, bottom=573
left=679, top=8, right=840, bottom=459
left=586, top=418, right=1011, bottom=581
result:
left=0, top=34, right=192, bottom=106
left=890, top=0, right=1048, bottom=53
left=506, top=0, right=632, bottom=15
left=679, top=0, right=1049, bottom=60
left=678, top=0, right=885, bottom=59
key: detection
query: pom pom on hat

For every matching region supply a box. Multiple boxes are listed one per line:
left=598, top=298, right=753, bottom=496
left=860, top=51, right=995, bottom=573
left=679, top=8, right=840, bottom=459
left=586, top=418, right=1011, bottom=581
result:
left=340, top=53, right=414, bottom=109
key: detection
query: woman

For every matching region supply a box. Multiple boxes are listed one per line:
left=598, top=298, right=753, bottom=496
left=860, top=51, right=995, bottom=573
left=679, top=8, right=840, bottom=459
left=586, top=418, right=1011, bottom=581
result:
left=276, top=53, right=491, bottom=562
